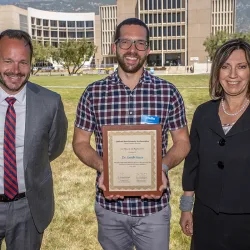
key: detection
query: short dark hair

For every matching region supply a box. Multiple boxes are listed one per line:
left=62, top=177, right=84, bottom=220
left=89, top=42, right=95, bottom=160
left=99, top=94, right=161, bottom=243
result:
left=209, top=38, right=250, bottom=99
left=114, top=18, right=150, bottom=42
left=0, top=29, right=33, bottom=62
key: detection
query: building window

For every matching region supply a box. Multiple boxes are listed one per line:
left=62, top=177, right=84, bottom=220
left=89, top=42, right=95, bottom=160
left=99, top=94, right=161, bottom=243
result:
left=145, top=14, right=149, bottom=24
left=149, top=0, right=153, bottom=10
left=158, top=0, right=162, bottom=9
left=31, top=17, right=35, bottom=25
left=168, top=0, right=171, bottom=9
left=172, top=13, right=176, bottom=22
left=51, top=31, right=58, bottom=37
left=68, top=32, right=76, bottom=38
left=168, top=13, right=171, bottom=23
left=154, top=14, right=157, bottom=23
left=154, top=27, right=157, bottom=37
left=19, top=14, right=28, bottom=32
left=154, top=40, right=158, bottom=50
left=182, top=25, right=185, bottom=35
left=51, top=42, right=58, bottom=47
left=177, top=0, right=181, bottom=8
left=149, top=14, right=153, bottom=23
left=68, top=21, right=75, bottom=28
left=43, top=31, right=49, bottom=37
left=177, top=39, right=180, bottom=49
left=172, top=40, right=176, bottom=50
left=158, top=27, right=162, bottom=36
left=77, top=32, right=84, bottom=38
left=86, top=21, right=93, bottom=28
left=153, top=0, right=157, bottom=9
left=163, top=26, right=167, bottom=36
left=182, top=12, right=185, bottom=22
left=158, top=14, right=162, bottom=22
left=77, top=21, right=85, bottom=27
left=163, top=0, right=167, bottom=9
left=59, top=21, right=66, bottom=27
left=59, top=31, right=66, bottom=38
left=36, top=19, right=41, bottom=26
left=168, top=40, right=171, bottom=50
left=43, top=19, right=49, bottom=26
left=145, top=0, right=148, bottom=10
left=149, top=27, right=153, bottom=36
left=150, top=40, right=153, bottom=49
left=182, top=39, right=185, bottom=49
left=172, top=0, right=176, bottom=8
left=163, top=13, right=167, bottom=23
left=86, top=31, right=94, bottom=38
left=168, top=26, right=171, bottom=36
left=159, top=40, right=162, bottom=50
left=182, top=0, right=185, bottom=8
left=177, top=26, right=181, bottom=36
left=177, top=13, right=181, bottom=22
left=37, top=30, right=41, bottom=36
left=51, top=20, right=57, bottom=27
left=172, top=26, right=176, bottom=36
left=163, top=40, right=167, bottom=50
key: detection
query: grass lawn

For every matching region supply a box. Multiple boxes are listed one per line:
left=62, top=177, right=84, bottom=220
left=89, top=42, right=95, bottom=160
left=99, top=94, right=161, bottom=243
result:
left=14, top=75, right=211, bottom=249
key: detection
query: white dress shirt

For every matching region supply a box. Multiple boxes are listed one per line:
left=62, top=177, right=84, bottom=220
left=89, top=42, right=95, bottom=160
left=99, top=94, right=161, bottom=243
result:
left=0, top=85, right=26, bottom=193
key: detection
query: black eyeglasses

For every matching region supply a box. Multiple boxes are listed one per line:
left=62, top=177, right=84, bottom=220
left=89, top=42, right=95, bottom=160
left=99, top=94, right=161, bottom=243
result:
left=115, top=38, right=149, bottom=51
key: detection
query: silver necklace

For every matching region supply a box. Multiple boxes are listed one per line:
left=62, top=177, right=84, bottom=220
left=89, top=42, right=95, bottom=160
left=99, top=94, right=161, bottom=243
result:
left=221, top=98, right=250, bottom=116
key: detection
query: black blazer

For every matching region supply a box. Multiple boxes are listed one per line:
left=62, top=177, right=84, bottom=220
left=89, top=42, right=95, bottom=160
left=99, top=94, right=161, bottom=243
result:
left=183, top=99, right=250, bottom=214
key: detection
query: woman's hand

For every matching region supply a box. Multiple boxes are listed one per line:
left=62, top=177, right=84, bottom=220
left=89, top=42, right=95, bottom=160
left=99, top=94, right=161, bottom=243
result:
left=180, top=211, right=193, bottom=236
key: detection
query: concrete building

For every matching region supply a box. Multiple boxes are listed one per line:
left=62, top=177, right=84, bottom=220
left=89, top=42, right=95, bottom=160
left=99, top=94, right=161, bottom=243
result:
left=0, top=0, right=237, bottom=67
left=28, top=8, right=95, bottom=47
left=97, top=5, right=117, bottom=66
left=0, top=5, right=28, bottom=33
left=96, top=0, right=236, bottom=67
left=188, top=0, right=236, bottom=66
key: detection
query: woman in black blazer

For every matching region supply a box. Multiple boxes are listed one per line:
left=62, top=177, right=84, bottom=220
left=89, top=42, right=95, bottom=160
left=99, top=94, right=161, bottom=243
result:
left=180, top=38, right=250, bottom=250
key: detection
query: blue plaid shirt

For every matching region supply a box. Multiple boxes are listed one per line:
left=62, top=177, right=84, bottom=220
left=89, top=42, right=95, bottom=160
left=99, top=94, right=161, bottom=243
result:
left=75, top=69, right=187, bottom=216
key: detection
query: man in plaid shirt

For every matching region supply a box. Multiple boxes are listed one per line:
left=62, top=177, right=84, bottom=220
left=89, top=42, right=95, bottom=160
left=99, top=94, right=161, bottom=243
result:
left=73, top=18, right=190, bottom=250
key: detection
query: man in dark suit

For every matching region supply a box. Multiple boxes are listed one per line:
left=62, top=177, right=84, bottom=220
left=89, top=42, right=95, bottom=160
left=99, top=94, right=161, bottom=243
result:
left=0, top=29, right=68, bottom=249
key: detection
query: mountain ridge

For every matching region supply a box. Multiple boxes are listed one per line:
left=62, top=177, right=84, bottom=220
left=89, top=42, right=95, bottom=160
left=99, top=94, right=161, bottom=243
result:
left=0, top=0, right=116, bottom=14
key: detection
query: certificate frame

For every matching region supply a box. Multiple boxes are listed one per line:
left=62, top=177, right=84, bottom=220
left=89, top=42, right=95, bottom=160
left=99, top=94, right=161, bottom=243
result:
left=102, top=124, right=162, bottom=197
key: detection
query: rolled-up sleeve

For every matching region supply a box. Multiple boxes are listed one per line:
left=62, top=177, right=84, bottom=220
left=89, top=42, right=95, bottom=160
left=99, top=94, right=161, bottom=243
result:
left=75, top=88, right=96, bottom=132
left=168, top=87, right=187, bottom=130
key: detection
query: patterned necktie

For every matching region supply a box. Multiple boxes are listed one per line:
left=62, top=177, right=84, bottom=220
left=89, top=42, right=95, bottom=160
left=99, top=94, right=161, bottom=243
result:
left=4, top=97, right=18, bottom=199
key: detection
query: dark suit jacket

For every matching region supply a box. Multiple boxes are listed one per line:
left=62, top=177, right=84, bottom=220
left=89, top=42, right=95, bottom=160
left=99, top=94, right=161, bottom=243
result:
left=24, top=82, right=67, bottom=233
left=183, top=99, right=250, bottom=214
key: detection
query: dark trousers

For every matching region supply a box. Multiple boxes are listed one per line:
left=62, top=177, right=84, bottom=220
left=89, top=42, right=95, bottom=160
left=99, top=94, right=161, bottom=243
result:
left=0, top=197, right=43, bottom=250
left=191, top=198, right=250, bottom=250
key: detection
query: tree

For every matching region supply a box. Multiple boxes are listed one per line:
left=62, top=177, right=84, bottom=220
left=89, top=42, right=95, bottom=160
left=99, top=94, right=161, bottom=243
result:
left=52, top=39, right=97, bottom=75
left=203, top=31, right=250, bottom=60
left=32, top=41, right=54, bottom=75
left=203, top=31, right=230, bottom=60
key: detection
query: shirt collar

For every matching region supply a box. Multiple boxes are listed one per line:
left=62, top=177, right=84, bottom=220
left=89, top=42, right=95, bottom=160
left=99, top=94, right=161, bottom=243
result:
left=112, top=68, right=147, bottom=87
left=0, top=84, right=27, bottom=104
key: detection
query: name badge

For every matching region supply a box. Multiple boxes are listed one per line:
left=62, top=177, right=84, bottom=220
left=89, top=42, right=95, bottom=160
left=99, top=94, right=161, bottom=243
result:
left=141, top=115, right=160, bottom=124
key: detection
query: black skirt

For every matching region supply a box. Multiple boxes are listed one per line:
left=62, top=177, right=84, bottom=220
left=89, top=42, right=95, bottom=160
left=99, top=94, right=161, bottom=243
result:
left=191, top=198, right=250, bottom=250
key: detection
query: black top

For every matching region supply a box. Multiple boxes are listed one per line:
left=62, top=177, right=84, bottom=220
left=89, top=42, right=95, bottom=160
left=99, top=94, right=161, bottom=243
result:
left=183, top=99, right=250, bottom=214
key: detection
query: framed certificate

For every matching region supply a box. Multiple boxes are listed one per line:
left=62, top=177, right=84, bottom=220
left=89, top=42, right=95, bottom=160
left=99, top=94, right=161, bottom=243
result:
left=102, top=124, right=162, bottom=196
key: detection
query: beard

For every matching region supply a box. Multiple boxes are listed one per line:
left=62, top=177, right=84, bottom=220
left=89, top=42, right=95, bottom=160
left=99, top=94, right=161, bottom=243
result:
left=0, top=72, right=29, bottom=93
left=116, top=51, right=147, bottom=73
